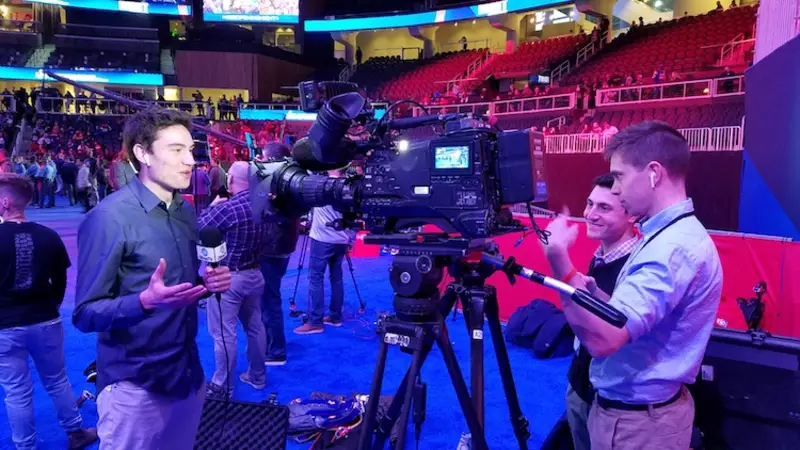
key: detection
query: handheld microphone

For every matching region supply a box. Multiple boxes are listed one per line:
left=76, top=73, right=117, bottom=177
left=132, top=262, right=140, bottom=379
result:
left=197, top=226, right=227, bottom=271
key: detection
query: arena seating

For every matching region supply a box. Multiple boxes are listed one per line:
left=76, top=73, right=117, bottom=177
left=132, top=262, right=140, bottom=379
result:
left=462, top=34, right=589, bottom=93
left=564, top=98, right=744, bottom=133
left=374, top=49, right=487, bottom=101
left=349, top=56, right=427, bottom=98
left=563, top=6, right=757, bottom=86
left=495, top=112, right=570, bottom=132
left=45, top=49, right=160, bottom=73
left=0, top=44, right=33, bottom=66
left=33, top=115, right=126, bottom=155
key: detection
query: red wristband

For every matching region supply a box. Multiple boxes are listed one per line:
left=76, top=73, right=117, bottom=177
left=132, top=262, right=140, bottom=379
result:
left=560, top=267, right=578, bottom=284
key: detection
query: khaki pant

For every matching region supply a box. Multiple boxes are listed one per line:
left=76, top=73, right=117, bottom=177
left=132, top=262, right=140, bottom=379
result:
left=97, top=380, right=205, bottom=450
left=588, top=386, right=694, bottom=450
left=207, top=269, right=267, bottom=389
left=565, top=384, right=591, bottom=450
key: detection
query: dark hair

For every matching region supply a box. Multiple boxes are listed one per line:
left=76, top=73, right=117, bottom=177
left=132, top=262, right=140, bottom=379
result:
left=593, top=173, right=615, bottom=189
left=0, top=173, right=34, bottom=210
left=604, top=121, right=690, bottom=178
left=122, top=107, right=193, bottom=171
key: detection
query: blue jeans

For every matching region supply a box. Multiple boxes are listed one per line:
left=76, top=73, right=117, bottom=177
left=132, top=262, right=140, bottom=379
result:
left=0, top=318, right=83, bottom=450
left=260, top=256, right=291, bottom=358
left=308, top=239, right=348, bottom=326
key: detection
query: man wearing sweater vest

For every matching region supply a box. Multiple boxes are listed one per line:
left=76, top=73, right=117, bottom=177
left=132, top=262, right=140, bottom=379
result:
left=564, top=174, right=638, bottom=450
left=543, top=122, right=722, bottom=450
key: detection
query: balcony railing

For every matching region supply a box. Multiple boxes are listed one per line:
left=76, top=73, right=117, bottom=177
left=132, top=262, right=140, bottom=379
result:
left=412, top=92, right=575, bottom=117
left=545, top=125, right=744, bottom=154
left=239, top=103, right=301, bottom=111
left=595, top=75, right=745, bottom=106
left=32, top=97, right=389, bottom=121
left=34, top=97, right=223, bottom=118
left=0, top=19, right=40, bottom=34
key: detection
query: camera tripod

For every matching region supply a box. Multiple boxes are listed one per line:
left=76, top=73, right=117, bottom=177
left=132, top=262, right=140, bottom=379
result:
left=357, top=236, right=531, bottom=450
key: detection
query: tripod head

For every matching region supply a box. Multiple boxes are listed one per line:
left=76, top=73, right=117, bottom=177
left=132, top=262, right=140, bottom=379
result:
left=365, top=233, right=628, bottom=328
left=365, top=233, right=498, bottom=323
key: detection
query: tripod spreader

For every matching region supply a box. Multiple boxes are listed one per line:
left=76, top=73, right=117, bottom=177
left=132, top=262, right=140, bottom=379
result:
left=480, top=254, right=628, bottom=328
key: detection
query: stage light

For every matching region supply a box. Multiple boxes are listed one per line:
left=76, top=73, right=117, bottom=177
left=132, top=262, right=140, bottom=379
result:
left=655, top=0, right=663, bottom=7
left=397, top=140, right=410, bottom=152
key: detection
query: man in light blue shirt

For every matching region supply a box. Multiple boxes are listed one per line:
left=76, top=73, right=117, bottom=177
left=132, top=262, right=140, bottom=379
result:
left=543, top=121, right=722, bottom=450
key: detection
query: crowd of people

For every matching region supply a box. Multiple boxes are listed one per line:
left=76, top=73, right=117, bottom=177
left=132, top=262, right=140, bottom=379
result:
left=0, top=114, right=136, bottom=212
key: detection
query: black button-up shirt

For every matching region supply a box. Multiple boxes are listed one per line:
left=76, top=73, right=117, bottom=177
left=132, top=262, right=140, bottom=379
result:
left=74, top=176, right=204, bottom=399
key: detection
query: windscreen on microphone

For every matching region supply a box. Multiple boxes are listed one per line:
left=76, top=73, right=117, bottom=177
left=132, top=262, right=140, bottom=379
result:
left=197, top=226, right=227, bottom=265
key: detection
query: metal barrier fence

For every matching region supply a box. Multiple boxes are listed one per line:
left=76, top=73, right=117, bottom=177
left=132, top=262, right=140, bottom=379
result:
left=413, top=92, right=575, bottom=117
left=595, top=75, right=745, bottom=106
left=34, top=97, right=224, bottom=118
left=31, top=96, right=390, bottom=119
left=545, top=125, right=744, bottom=154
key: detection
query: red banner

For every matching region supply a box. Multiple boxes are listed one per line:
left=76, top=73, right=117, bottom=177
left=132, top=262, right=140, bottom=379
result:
left=351, top=218, right=800, bottom=338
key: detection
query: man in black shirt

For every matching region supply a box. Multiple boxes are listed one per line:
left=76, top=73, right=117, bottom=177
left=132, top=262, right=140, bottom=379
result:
left=74, top=108, right=231, bottom=450
left=0, top=173, right=98, bottom=449
left=560, top=174, right=638, bottom=450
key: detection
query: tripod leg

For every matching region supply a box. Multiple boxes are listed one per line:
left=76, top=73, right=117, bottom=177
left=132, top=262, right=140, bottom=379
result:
left=485, top=293, right=530, bottom=450
left=358, top=337, right=390, bottom=450
left=435, top=323, right=489, bottom=450
left=393, top=327, right=425, bottom=450
left=371, top=290, right=461, bottom=448
left=467, top=289, right=487, bottom=427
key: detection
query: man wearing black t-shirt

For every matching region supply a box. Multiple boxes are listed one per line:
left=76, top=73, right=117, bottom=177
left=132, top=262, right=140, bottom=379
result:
left=564, top=174, right=638, bottom=450
left=0, top=173, right=98, bottom=449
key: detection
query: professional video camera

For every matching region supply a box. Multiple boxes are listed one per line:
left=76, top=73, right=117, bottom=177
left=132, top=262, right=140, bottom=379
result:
left=248, top=80, right=548, bottom=239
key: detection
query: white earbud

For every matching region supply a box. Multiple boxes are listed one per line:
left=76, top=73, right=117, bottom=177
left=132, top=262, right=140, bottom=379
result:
left=649, top=171, right=656, bottom=189
left=144, top=154, right=151, bottom=167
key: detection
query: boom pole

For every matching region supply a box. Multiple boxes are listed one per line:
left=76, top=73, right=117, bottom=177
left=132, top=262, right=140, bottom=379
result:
left=43, top=70, right=248, bottom=148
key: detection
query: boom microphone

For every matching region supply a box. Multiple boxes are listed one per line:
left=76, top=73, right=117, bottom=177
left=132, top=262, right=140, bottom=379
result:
left=480, top=254, right=628, bottom=328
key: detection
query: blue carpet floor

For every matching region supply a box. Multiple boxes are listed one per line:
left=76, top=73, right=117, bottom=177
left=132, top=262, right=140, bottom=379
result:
left=0, top=198, right=570, bottom=450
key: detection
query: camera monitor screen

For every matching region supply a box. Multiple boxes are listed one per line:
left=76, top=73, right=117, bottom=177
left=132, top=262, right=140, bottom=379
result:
left=434, top=146, right=470, bottom=170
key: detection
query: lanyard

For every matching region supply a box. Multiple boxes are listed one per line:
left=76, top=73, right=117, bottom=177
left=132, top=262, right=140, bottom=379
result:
left=615, top=211, right=695, bottom=286
left=637, top=212, right=695, bottom=253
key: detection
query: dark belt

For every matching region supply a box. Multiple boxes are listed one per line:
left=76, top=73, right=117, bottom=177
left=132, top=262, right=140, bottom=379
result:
left=597, top=389, right=682, bottom=411
left=231, top=263, right=259, bottom=272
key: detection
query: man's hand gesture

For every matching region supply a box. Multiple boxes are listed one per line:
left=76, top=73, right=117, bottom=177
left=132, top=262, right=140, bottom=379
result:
left=139, top=259, right=208, bottom=311
left=542, top=208, right=579, bottom=255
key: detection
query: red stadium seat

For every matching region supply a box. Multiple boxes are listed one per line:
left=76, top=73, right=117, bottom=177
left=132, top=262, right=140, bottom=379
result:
left=563, top=6, right=757, bottom=86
